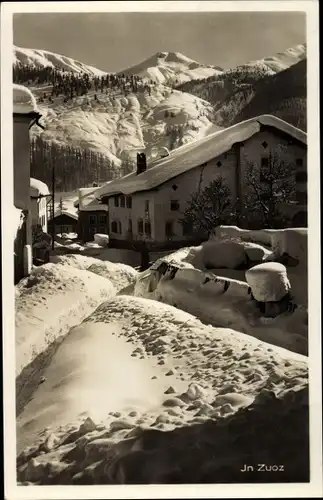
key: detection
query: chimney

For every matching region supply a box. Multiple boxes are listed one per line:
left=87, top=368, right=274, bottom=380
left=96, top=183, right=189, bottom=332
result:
left=136, top=153, right=147, bottom=175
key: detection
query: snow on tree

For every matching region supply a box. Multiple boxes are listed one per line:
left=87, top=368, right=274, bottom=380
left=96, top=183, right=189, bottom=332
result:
left=243, top=149, right=297, bottom=228
left=180, top=176, right=234, bottom=237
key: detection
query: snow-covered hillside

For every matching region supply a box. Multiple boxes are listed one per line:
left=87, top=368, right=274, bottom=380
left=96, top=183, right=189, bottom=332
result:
left=119, top=51, right=223, bottom=85
left=242, top=44, right=306, bottom=75
left=14, top=45, right=106, bottom=76
left=33, top=85, right=218, bottom=165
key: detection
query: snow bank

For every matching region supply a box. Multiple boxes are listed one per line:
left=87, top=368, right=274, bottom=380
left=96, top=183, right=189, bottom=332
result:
left=215, top=226, right=308, bottom=265
left=186, top=241, right=248, bottom=270
left=13, top=84, right=38, bottom=114
left=50, top=254, right=138, bottom=291
left=15, top=263, right=116, bottom=377
left=271, top=228, right=307, bottom=266
left=94, top=233, right=109, bottom=247
left=16, top=295, right=308, bottom=484
left=134, top=259, right=307, bottom=355
left=246, top=262, right=291, bottom=302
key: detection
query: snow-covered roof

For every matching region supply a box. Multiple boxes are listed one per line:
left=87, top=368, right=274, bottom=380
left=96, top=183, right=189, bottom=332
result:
left=30, top=178, right=50, bottom=197
left=49, top=209, right=78, bottom=221
left=13, top=84, right=39, bottom=115
left=96, top=115, right=307, bottom=198
left=77, top=186, right=109, bottom=212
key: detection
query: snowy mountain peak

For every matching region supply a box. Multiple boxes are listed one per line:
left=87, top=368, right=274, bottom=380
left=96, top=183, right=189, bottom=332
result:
left=13, top=45, right=106, bottom=76
left=119, top=51, right=223, bottom=85
left=242, top=43, right=306, bottom=75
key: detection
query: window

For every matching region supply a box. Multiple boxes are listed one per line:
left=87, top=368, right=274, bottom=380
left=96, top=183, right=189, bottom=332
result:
left=138, top=219, right=144, bottom=234
left=262, top=141, right=268, bottom=149
left=144, top=200, right=150, bottom=213
left=216, top=160, right=222, bottom=167
left=111, top=221, right=118, bottom=233
left=99, top=215, right=106, bottom=224
left=126, top=196, right=132, bottom=208
left=261, top=156, right=269, bottom=168
left=172, top=184, right=178, bottom=191
left=114, top=196, right=119, bottom=207
left=260, top=156, right=269, bottom=183
left=128, top=219, right=133, bottom=233
left=99, top=226, right=106, bottom=233
left=295, top=171, right=307, bottom=183
left=165, top=221, right=174, bottom=238
left=89, top=214, right=97, bottom=225
left=118, top=221, right=122, bottom=234
left=170, top=200, right=180, bottom=211
left=120, top=195, right=125, bottom=208
left=90, top=227, right=97, bottom=235
left=144, top=221, right=151, bottom=237
left=296, top=158, right=304, bottom=167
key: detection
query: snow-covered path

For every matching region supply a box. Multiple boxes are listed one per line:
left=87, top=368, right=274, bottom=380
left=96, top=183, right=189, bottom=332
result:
left=16, top=320, right=185, bottom=454
left=16, top=295, right=308, bottom=485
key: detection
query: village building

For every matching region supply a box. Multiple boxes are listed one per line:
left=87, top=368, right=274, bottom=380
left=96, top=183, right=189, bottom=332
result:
left=30, top=177, right=50, bottom=232
left=47, top=210, right=78, bottom=236
left=95, top=115, right=307, bottom=251
left=13, top=84, right=44, bottom=283
left=74, top=185, right=109, bottom=242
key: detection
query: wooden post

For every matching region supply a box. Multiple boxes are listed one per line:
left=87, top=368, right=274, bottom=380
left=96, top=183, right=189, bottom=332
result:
left=51, top=162, right=55, bottom=250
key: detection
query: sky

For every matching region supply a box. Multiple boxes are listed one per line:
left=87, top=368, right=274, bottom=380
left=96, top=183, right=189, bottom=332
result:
left=13, top=12, right=306, bottom=72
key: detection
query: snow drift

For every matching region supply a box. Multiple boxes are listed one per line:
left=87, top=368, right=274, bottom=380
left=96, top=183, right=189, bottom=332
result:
left=50, top=254, right=138, bottom=291
left=16, top=295, right=308, bottom=484
left=15, top=263, right=116, bottom=377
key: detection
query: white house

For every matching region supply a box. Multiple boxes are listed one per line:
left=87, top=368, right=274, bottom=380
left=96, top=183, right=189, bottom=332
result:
left=95, top=115, right=307, bottom=250
left=30, top=178, right=50, bottom=232
left=13, top=84, right=44, bottom=282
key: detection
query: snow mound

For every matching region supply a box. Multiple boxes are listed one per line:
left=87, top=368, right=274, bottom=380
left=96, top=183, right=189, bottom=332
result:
left=186, top=241, right=247, bottom=270
left=246, top=262, right=291, bottom=302
left=15, top=263, right=116, bottom=376
left=271, top=228, right=307, bottom=266
left=13, top=84, right=38, bottom=114
left=94, top=233, right=109, bottom=247
left=50, top=254, right=138, bottom=291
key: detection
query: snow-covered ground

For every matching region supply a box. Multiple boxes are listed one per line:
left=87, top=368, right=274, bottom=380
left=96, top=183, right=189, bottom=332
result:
left=15, top=222, right=310, bottom=485
left=17, top=295, right=308, bottom=484
left=31, top=83, right=217, bottom=166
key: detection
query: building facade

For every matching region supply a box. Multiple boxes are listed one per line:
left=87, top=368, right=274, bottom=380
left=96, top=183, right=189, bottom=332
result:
left=75, top=186, right=109, bottom=242
left=98, top=116, right=307, bottom=250
left=13, top=85, right=43, bottom=283
left=47, top=212, right=78, bottom=236
left=30, top=178, right=50, bottom=232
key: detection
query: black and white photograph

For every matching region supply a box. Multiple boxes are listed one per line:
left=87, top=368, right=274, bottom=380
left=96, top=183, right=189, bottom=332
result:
left=1, top=1, right=321, bottom=498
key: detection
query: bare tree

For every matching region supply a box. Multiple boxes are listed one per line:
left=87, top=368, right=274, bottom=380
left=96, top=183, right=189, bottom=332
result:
left=180, top=176, right=234, bottom=237
left=243, top=151, right=296, bottom=228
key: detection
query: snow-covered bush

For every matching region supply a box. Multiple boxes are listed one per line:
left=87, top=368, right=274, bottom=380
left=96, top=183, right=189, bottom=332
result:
left=245, top=262, right=291, bottom=302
